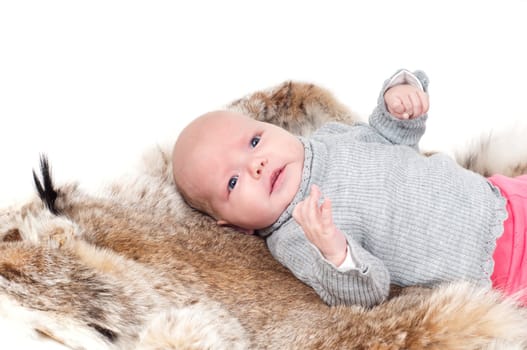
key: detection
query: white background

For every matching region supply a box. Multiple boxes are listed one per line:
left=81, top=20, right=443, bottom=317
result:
left=1, top=1, right=527, bottom=206
left=0, top=0, right=527, bottom=347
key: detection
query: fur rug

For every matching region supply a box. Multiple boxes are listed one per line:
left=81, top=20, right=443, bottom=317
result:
left=0, top=81, right=526, bottom=349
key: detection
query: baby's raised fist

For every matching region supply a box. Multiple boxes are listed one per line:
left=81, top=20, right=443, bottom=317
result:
left=384, top=84, right=429, bottom=120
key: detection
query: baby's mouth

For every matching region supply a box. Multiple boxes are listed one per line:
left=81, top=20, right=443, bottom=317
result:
left=270, top=167, right=284, bottom=194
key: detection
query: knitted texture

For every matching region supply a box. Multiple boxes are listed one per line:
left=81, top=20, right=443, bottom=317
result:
left=259, top=71, right=508, bottom=307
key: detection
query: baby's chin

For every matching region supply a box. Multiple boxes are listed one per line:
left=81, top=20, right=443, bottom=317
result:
left=254, top=208, right=288, bottom=230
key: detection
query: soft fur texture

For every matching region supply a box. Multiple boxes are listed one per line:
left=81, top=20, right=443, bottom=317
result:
left=0, top=81, right=526, bottom=349
left=456, top=124, right=527, bottom=178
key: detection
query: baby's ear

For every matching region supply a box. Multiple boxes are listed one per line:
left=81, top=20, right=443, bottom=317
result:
left=217, top=220, right=254, bottom=235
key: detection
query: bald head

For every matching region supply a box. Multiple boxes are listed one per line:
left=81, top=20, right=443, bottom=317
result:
left=172, top=110, right=253, bottom=214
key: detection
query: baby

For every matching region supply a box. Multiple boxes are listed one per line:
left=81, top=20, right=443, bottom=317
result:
left=172, top=69, right=526, bottom=307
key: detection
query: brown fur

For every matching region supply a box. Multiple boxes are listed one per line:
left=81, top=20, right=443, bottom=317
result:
left=0, top=81, right=526, bottom=349
left=228, top=81, right=361, bottom=136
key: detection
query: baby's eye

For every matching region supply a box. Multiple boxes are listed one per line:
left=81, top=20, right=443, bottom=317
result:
left=250, top=136, right=260, bottom=148
left=228, top=175, right=238, bottom=192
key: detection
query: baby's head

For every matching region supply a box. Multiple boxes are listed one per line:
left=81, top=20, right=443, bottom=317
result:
left=172, top=110, right=304, bottom=234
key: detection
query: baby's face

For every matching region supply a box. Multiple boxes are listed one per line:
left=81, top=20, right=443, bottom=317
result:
left=173, top=111, right=304, bottom=233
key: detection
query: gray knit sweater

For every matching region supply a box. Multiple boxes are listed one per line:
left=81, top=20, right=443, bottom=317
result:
left=258, top=70, right=508, bottom=307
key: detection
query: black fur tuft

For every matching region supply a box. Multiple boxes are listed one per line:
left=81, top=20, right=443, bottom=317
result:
left=32, top=154, right=60, bottom=215
left=87, top=323, right=118, bottom=343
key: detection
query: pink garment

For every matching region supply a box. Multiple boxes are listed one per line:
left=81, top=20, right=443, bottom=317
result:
left=488, top=174, right=527, bottom=305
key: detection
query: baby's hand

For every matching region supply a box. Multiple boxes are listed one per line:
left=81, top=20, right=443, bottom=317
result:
left=384, top=84, right=429, bottom=120
left=292, top=185, right=347, bottom=266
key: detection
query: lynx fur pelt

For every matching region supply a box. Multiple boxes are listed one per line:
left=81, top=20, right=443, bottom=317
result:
left=1, top=81, right=526, bottom=349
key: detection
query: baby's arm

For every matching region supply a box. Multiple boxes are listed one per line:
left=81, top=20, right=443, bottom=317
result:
left=369, top=69, right=430, bottom=148
left=284, top=185, right=390, bottom=307
left=292, top=185, right=348, bottom=267
left=266, top=220, right=390, bottom=306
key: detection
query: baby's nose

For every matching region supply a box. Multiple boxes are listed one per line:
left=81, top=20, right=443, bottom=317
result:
left=250, top=158, right=268, bottom=178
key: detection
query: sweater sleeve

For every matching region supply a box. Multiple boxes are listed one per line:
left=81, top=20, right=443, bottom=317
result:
left=369, top=69, right=429, bottom=148
left=266, top=221, right=391, bottom=307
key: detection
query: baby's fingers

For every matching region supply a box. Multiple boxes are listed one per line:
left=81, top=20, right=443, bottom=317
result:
left=409, top=90, right=430, bottom=118
left=320, top=198, right=334, bottom=229
left=293, top=196, right=317, bottom=225
left=292, top=200, right=307, bottom=223
left=387, top=97, right=405, bottom=115
left=309, top=185, right=321, bottom=202
left=293, top=185, right=325, bottom=228
left=305, top=185, right=322, bottom=223
left=419, top=91, right=430, bottom=115
left=304, top=184, right=319, bottom=209
left=407, top=92, right=422, bottom=118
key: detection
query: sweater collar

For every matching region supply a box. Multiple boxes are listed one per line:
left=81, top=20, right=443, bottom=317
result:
left=257, top=137, right=313, bottom=238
